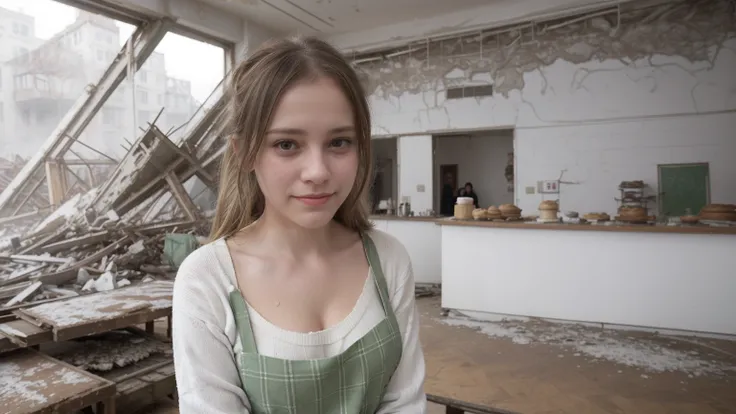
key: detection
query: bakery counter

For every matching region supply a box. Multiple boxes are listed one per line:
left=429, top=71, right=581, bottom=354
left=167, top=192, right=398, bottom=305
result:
left=437, top=219, right=736, bottom=236
left=370, top=215, right=441, bottom=223
left=439, top=219, right=736, bottom=336
left=371, top=216, right=441, bottom=284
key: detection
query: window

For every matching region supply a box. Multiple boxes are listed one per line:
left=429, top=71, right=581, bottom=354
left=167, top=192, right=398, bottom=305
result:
left=158, top=94, right=164, bottom=105
left=97, top=50, right=104, bottom=61
left=21, top=109, right=30, bottom=124
left=137, top=89, right=148, bottom=103
left=140, top=71, right=147, bottom=83
left=0, top=103, right=4, bottom=123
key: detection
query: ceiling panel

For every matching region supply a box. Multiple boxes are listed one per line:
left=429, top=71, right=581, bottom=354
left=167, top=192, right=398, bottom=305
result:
left=199, top=0, right=496, bottom=34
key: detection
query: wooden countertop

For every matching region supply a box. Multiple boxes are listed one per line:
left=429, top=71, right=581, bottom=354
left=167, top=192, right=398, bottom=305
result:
left=435, top=219, right=736, bottom=236
left=370, top=215, right=442, bottom=223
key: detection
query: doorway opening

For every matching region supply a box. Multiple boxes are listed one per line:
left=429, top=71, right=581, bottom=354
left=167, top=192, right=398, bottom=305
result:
left=432, top=129, right=515, bottom=216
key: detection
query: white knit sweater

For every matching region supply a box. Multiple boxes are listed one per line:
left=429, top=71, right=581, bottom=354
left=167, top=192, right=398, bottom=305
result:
left=172, top=229, right=427, bottom=413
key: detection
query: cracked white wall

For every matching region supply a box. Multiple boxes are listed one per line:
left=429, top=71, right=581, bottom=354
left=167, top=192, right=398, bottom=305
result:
left=361, top=0, right=736, bottom=215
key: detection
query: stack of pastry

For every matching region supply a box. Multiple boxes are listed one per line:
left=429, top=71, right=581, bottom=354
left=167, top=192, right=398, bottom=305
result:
left=583, top=212, right=610, bottom=222
left=486, top=206, right=503, bottom=220
left=699, top=204, right=736, bottom=222
left=538, top=200, right=559, bottom=221
left=472, top=208, right=489, bottom=220
left=499, top=204, right=522, bottom=220
left=617, top=206, right=648, bottom=222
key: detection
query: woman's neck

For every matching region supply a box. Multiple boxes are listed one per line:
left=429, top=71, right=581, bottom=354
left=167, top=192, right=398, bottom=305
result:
left=245, top=209, right=341, bottom=258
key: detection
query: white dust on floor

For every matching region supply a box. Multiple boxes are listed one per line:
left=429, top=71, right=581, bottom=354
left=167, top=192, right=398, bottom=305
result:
left=438, top=316, right=736, bottom=378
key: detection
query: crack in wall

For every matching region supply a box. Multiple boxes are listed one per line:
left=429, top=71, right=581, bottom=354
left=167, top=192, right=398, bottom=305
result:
left=356, top=0, right=736, bottom=101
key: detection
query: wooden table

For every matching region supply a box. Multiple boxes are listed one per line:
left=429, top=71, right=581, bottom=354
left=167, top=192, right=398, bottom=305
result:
left=0, top=349, right=116, bottom=413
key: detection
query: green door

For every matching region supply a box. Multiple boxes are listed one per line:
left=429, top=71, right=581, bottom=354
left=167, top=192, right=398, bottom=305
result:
left=659, top=163, right=710, bottom=217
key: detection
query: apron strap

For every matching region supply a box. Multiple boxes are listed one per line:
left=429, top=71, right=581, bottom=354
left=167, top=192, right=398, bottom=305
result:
left=361, top=233, right=393, bottom=317
left=228, top=288, right=259, bottom=354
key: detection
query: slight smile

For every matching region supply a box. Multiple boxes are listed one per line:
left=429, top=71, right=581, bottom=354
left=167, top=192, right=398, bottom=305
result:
left=293, top=193, right=334, bottom=206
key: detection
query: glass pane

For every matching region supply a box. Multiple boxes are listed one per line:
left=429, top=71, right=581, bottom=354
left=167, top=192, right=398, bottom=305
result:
left=0, top=0, right=136, bottom=163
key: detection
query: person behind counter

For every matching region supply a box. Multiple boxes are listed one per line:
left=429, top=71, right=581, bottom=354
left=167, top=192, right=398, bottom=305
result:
left=461, top=182, right=479, bottom=208
left=440, top=173, right=456, bottom=216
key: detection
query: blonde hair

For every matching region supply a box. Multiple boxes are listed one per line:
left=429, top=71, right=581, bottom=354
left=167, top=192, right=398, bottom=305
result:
left=210, top=36, right=373, bottom=241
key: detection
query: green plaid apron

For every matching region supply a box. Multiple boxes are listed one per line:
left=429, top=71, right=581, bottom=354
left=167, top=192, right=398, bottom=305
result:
left=227, top=234, right=403, bottom=414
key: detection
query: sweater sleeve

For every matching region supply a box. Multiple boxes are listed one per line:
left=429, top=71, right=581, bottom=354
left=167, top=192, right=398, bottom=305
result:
left=377, top=261, right=428, bottom=413
left=172, top=265, right=251, bottom=413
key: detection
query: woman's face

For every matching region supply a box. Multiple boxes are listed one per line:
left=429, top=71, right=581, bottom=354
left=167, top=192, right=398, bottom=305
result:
left=255, top=76, right=359, bottom=229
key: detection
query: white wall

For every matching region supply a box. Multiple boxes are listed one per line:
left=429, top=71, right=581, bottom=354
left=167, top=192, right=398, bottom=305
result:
left=397, top=135, right=433, bottom=212
left=372, top=219, right=441, bottom=284
left=434, top=132, right=514, bottom=211
left=441, top=224, right=736, bottom=335
left=360, top=1, right=736, bottom=216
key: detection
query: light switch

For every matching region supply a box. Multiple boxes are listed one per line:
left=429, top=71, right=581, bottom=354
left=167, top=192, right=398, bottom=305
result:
left=541, top=180, right=559, bottom=194
left=416, top=184, right=425, bottom=192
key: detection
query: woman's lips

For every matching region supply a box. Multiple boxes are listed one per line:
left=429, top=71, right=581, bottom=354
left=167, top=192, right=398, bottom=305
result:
left=293, top=193, right=333, bottom=206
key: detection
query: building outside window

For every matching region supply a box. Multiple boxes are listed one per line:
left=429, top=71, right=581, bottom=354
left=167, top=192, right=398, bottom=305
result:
left=136, top=89, right=148, bottom=104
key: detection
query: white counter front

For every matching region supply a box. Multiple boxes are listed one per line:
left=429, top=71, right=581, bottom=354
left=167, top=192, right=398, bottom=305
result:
left=371, top=217, right=441, bottom=285
left=440, top=221, right=736, bottom=336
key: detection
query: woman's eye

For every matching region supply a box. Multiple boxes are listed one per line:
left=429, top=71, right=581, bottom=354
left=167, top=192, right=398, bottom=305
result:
left=330, top=138, right=353, bottom=148
left=275, top=140, right=297, bottom=151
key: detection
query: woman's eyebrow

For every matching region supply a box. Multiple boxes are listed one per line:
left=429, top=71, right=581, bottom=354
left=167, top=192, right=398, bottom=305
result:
left=266, top=126, right=355, bottom=135
left=266, top=128, right=306, bottom=136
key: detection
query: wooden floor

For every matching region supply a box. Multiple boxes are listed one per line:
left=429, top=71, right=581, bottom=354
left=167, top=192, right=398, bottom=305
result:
left=141, top=296, right=736, bottom=414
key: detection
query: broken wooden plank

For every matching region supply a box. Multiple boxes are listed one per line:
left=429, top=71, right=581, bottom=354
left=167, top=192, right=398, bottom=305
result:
left=0, top=263, right=47, bottom=288
left=17, top=226, right=68, bottom=255
left=164, top=171, right=199, bottom=221
left=39, top=230, right=110, bottom=254
left=152, top=127, right=215, bottom=187
left=0, top=318, right=53, bottom=347
left=31, top=235, right=131, bottom=285
left=3, top=281, right=42, bottom=307
left=0, top=254, right=72, bottom=265
left=0, top=281, right=32, bottom=301
left=0, top=208, right=48, bottom=226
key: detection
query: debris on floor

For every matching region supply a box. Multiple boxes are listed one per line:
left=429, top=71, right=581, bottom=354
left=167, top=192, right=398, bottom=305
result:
left=0, top=104, right=222, bottom=412
left=415, top=284, right=441, bottom=298
left=53, top=330, right=172, bottom=372
left=438, top=312, right=736, bottom=378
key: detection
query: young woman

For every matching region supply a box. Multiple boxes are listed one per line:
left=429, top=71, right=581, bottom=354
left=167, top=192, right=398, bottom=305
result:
left=172, top=36, right=427, bottom=413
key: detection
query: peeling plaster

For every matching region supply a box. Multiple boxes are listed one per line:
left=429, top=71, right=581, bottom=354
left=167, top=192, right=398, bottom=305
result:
left=356, top=0, right=736, bottom=100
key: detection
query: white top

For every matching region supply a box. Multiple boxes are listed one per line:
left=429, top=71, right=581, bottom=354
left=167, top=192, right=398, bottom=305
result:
left=172, top=229, right=427, bottom=413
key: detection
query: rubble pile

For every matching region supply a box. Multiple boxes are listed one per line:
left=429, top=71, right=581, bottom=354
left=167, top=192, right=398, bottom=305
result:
left=0, top=111, right=224, bottom=312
